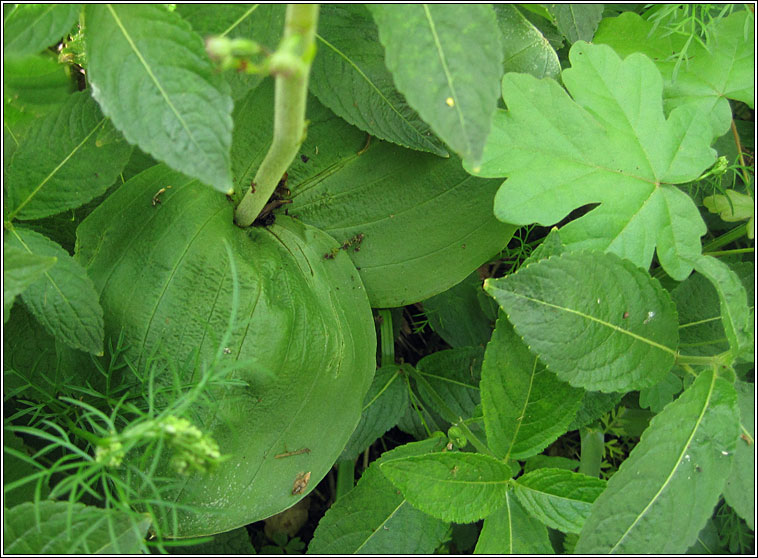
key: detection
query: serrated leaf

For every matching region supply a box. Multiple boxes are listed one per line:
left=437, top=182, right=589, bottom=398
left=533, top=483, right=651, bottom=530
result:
left=545, top=4, right=603, bottom=43
left=493, top=5, right=560, bottom=80
left=3, top=4, right=80, bottom=57
left=722, top=380, right=754, bottom=529
left=472, top=42, right=716, bottom=280
left=575, top=368, right=740, bottom=554
left=3, top=501, right=150, bottom=554
left=523, top=455, right=579, bottom=474
left=369, top=4, right=503, bottom=166
left=339, top=365, right=409, bottom=462
left=85, top=4, right=233, bottom=193
left=568, top=391, right=623, bottom=431
left=689, top=255, right=753, bottom=361
left=6, top=227, right=103, bottom=355
left=423, top=273, right=496, bottom=348
left=512, top=468, right=606, bottom=534
left=380, top=452, right=513, bottom=523
left=3, top=243, right=57, bottom=323
left=485, top=251, right=679, bottom=392
left=474, top=490, right=553, bottom=554
left=482, top=314, right=583, bottom=460
left=5, top=91, right=132, bottom=221
left=308, top=437, right=449, bottom=554
left=639, top=370, right=683, bottom=413
left=311, top=4, right=447, bottom=156
left=595, top=10, right=755, bottom=136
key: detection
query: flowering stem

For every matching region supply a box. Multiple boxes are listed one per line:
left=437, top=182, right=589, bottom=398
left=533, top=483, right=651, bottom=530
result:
left=234, top=4, right=319, bottom=227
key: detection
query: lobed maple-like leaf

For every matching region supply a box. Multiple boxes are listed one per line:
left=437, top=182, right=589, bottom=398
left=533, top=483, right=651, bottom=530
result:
left=469, top=42, right=717, bottom=280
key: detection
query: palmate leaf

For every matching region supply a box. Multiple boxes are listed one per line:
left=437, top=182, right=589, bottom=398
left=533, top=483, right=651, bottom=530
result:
left=369, top=4, right=503, bottom=166
left=595, top=10, right=755, bottom=136
left=380, top=452, right=513, bottom=523
left=85, top=4, right=234, bottom=193
left=311, top=4, right=448, bottom=156
left=470, top=41, right=716, bottom=281
left=5, top=91, right=132, bottom=221
left=473, top=490, right=553, bottom=554
left=484, top=251, right=678, bottom=393
left=2, top=4, right=80, bottom=58
left=575, top=368, right=739, bottom=554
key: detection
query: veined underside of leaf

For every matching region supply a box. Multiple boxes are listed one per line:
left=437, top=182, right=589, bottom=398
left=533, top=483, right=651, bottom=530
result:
left=575, top=368, right=739, bottom=554
left=471, top=42, right=716, bottom=280
left=84, top=4, right=234, bottom=193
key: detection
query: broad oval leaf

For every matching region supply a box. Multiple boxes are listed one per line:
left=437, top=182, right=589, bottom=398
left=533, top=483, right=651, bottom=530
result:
left=380, top=452, right=513, bottom=523
left=85, top=4, right=234, bottom=193
left=308, top=437, right=449, bottom=555
left=512, top=468, right=606, bottom=534
left=494, top=4, right=560, bottom=80
left=6, top=227, right=103, bottom=355
left=75, top=164, right=375, bottom=536
left=545, top=3, right=603, bottom=44
left=471, top=41, right=716, bottom=281
left=311, top=4, right=447, bottom=156
left=722, top=380, right=754, bottom=529
left=3, top=243, right=57, bottom=323
left=482, top=314, right=583, bottom=460
left=369, top=4, right=503, bottom=166
left=3, top=501, right=150, bottom=554
left=3, top=4, right=80, bottom=57
left=575, top=368, right=740, bottom=554
left=5, top=91, right=132, bottom=221
left=484, top=251, right=679, bottom=393
left=474, top=490, right=554, bottom=554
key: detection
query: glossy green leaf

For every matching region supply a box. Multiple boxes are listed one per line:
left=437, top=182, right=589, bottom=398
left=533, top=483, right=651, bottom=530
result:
left=3, top=243, right=57, bottom=323
left=485, top=251, right=679, bottom=392
left=5, top=91, right=132, bottom=221
left=308, top=437, right=449, bottom=554
left=75, top=164, right=375, bottom=536
left=595, top=10, right=755, bottom=136
left=689, top=255, right=753, bottom=361
left=545, top=3, right=604, bottom=43
left=175, top=3, right=285, bottom=100
left=474, top=490, right=553, bottom=554
left=493, top=4, right=560, bottom=80
left=6, top=227, right=103, bottom=355
left=311, top=4, right=447, bottom=156
left=482, top=314, right=583, bottom=460
left=3, top=501, right=150, bottom=554
left=722, top=380, right=754, bottom=529
left=575, top=368, right=740, bottom=554
left=3, top=4, right=80, bottom=57
left=370, top=4, right=503, bottom=166
left=423, top=272, right=496, bottom=348
left=512, top=468, right=606, bottom=534
left=85, top=4, right=234, bottom=193
left=339, top=365, right=409, bottom=462
left=230, top=82, right=515, bottom=307
left=380, top=452, right=513, bottom=523
left=472, top=41, right=716, bottom=280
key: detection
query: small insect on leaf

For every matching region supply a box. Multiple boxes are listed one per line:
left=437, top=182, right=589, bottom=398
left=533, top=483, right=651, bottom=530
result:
left=623, top=311, right=630, bottom=319
left=292, top=471, right=311, bottom=495
left=740, top=433, right=753, bottom=445
left=151, top=185, right=172, bottom=206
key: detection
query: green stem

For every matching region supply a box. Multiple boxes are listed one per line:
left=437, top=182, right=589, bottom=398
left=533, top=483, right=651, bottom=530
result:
left=335, top=460, right=355, bottom=501
left=731, top=119, right=752, bottom=193
left=233, top=4, right=319, bottom=227
left=578, top=426, right=604, bottom=478
left=703, top=225, right=749, bottom=252
left=703, top=247, right=753, bottom=257
left=378, top=309, right=395, bottom=366
left=454, top=419, right=497, bottom=459
left=675, top=352, right=727, bottom=367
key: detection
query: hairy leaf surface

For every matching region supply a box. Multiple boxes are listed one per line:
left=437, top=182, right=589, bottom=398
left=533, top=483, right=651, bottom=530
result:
left=85, top=4, right=234, bottom=193
left=575, top=368, right=739, bottom=554
left=471, top=42, right=716, bottom=280
left=485, top=251, right=679, bottom=392
left=311, top=4, right=447, bottom=156
left=595, top=10, right=755, bottom=136
left=5, top=91, right=132, bottom=220
left=308, top=437, right=449, bottom=554
left=482, top=314, right=583, bottom=460
left=3, top=243, right=57, bottom=323
left=474, top=491, right=553, bottom=554
left=512, top=468, right=606, bottom=534
left=76, top=165, right=375, bottom=535
left=370, top=4, right=503, bottom=166
left=380, top=452, right=513, bottom=523
left=3, top=501, right=150, bottom=554
left=3, top=4, right=80, bottom=57
left=722, top=380, right=754, bottom=529
left=6, top=227, right=103, bottom=355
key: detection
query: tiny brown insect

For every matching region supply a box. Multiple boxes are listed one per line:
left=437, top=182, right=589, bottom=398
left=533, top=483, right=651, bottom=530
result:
left=151, top=185, right=172, bottom=206
left=741, top=433, right=753, bottom=445
left=292, top=471, right=311, bottom=495
left=623, top=311, right=629, bottom=319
